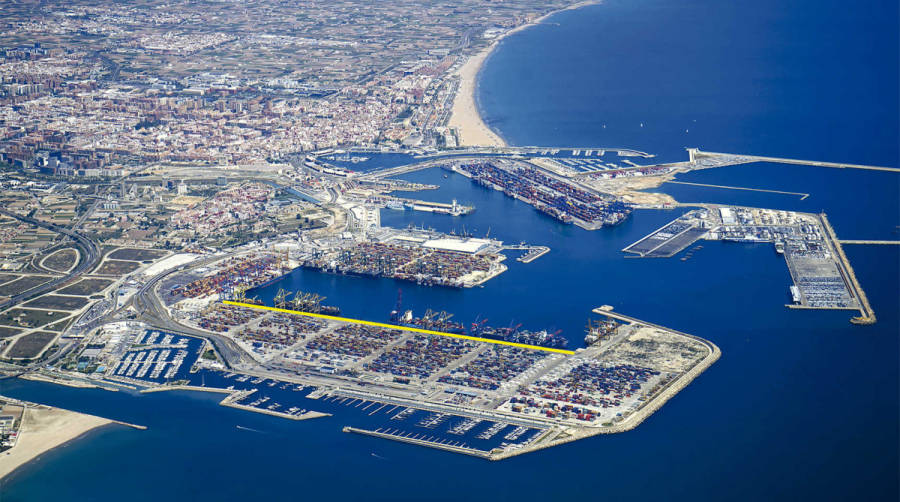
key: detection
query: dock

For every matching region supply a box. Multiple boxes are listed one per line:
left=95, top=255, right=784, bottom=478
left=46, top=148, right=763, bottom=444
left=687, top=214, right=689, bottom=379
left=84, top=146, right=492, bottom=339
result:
left=622, top=210, right=708, bottom=257
left=387, top=197, right=473, bottom=216
left=505, top=245, right=550, bottom=263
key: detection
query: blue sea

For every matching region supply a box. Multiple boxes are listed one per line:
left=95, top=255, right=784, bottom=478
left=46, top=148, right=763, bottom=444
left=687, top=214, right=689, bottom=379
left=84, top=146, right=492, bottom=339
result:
left=2, top=0, right=897, bottom=500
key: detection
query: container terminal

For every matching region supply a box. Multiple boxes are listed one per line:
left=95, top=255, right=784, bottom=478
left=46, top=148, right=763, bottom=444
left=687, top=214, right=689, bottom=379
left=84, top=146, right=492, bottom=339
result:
left=68, top=294, right=718, bottom=460
left=622, top=204, right=876, bottom=324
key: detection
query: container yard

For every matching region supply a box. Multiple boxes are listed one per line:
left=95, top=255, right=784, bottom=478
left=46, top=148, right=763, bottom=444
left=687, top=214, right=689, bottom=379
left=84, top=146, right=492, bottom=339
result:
left=364, top=334, right=478, bottom=381
left=168, top=253, right=289, bottom=302
left=447, top=161, right=633, bottom=230
left=300, top=238, right=507, bottom=288
left=438, top=346, right=548, bottom=391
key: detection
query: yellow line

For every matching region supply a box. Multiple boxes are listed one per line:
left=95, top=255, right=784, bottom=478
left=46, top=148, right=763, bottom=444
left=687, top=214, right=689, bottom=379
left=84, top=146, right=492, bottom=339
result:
left=222, top=300, right=575, bottom=355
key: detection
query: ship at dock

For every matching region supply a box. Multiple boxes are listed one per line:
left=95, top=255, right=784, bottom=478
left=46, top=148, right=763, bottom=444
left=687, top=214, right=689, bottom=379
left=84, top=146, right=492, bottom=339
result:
left=583, top=318, right=619, bottom=345
left=388, top=294, right=568, bottom=349
left=272, top=288, right=341, bottom=315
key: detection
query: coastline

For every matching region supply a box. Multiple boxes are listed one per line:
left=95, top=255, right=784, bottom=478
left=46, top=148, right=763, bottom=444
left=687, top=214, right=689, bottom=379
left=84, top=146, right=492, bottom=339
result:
left=0, top=402, right=113, bottom=481
left=447, top=1, right=600, bottom=147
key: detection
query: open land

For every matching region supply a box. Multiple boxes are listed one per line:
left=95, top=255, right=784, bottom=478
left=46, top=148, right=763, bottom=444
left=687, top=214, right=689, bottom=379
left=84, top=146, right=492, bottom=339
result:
left=6, top=332, right=57, bottom=359
left=56, top=279, right=115, bottom=296
left=40, top=248, right=79, bottom=274
left=24, top=295, right=90, bottom=311
left=93, top=261, right=141, bottom=277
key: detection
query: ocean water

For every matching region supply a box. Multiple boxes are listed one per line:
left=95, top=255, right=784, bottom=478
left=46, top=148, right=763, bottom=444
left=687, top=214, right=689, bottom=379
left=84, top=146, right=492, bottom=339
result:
left=2, top=0, right=897, bottom=500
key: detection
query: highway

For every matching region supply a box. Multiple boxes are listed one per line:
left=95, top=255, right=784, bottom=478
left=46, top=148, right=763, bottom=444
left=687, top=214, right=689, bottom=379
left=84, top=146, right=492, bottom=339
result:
left=124, top=254, right=255, bottom=369
left=0, top=208, right=101, bottom=311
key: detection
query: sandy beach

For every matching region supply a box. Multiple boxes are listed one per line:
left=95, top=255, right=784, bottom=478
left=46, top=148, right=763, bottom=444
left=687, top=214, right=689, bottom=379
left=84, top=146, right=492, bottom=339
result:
left=447, top=47, right=506, bottom=147
left=447, top=1, right=599, bottom=147
left=0, top=403, right=112, bottom=481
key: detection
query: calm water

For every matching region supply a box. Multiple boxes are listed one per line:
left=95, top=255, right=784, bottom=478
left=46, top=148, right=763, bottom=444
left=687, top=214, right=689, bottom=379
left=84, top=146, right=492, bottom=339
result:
left=2, top=0, right=897, bottom=500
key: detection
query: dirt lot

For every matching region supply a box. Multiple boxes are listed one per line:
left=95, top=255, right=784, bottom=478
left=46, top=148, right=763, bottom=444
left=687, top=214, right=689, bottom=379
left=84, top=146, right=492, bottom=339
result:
left=93, top=260, right=141, bottom=277
left=6, top=331, right=57, bottom=359
left=0, top=326, right=22, bottom=338
left=108, top=248, right=167, bottom=261
left=24, top=295, right=90, bottom=311
left=0, top=273, right=20, bottom=285
left=56, top=278, right=114, bottom=296
left=45, top=317, right=75, bottom=332
left=0, top=308, right=69, bottom=329
left=1, top=275, right=54, bottom=295
left=41, top=248, right=79, bottom=273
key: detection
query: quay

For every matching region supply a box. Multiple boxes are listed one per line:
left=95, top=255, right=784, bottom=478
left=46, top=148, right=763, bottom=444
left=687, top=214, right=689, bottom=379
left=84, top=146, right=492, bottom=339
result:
left=220, top=399, right=330, bottom=421
left=622, top=210, right=707, bottom=258
left=388, top=197, right=473, bottom=216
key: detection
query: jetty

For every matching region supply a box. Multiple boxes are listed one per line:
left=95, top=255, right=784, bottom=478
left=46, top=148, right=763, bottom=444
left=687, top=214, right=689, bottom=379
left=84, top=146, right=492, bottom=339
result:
left=688, top=148, right=899, bottom=172
left=819, top=214, right=876, bottom=325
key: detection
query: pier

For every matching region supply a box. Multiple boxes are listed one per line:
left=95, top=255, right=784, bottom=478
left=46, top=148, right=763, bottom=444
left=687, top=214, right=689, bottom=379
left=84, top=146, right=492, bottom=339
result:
left=504, top=245, right=550, bottom=263
left=343, top=426, right=491, bottom=459
left=837, top=240, right=900, bottom=245
left=387, top=197, right=474, bottom=216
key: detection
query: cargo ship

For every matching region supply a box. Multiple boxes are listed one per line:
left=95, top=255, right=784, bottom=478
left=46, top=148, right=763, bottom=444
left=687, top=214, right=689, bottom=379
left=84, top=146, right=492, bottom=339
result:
left=388, top=302, right=567, bottom=349
left=583, top=319, right=619, bottom=345
left=452, top=161, right=632, bottom=228
left=389, top=308, right=467, bottom=334
left=273, top=288, right=341, bottom=315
